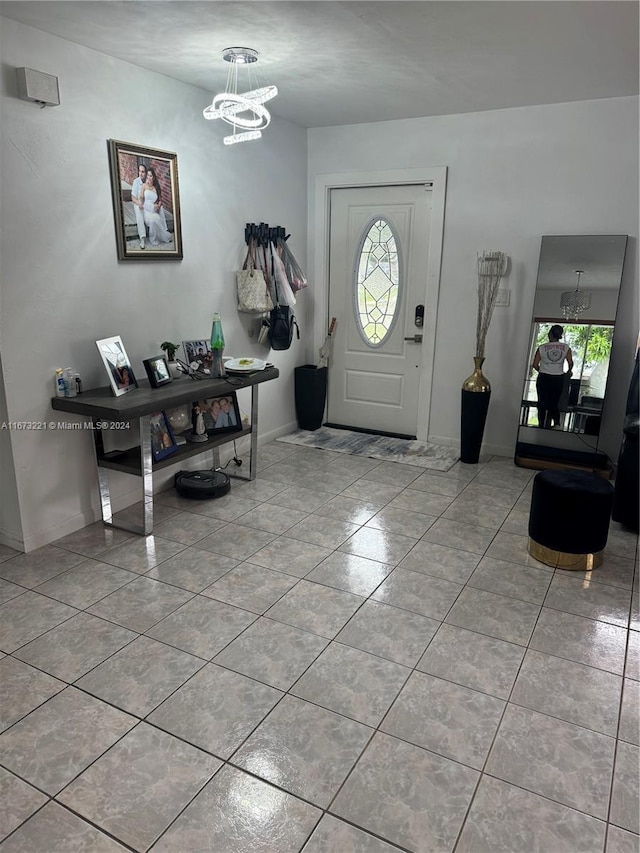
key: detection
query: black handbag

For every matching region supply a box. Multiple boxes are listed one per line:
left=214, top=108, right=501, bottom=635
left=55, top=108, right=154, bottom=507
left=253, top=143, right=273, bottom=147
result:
left=268, top=243, right=300, bottom=350
left=269, top=305, right=299, bottom=351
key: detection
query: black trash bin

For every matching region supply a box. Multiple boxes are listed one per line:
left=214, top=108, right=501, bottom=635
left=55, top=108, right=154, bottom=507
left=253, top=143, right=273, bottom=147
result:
left=294, top=364, right=327, bottom=430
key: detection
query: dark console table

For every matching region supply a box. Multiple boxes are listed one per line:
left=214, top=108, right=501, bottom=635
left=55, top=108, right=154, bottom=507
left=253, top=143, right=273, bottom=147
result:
left=51, top=367, right=279, bottom=535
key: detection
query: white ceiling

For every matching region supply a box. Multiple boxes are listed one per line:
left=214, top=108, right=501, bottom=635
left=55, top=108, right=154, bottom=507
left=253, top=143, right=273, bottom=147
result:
left=537, top=235, right=629, bottom=290
left=1, top=1, right=638, bottom=128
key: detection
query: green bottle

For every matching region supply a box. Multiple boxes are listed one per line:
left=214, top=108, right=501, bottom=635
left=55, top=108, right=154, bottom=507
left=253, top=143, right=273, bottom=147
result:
left=210, top=313, right=226, bottom=377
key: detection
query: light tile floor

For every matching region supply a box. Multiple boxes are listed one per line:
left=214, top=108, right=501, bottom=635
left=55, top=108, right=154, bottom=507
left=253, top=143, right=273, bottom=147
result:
left=0, top=443, right=638, bottom=853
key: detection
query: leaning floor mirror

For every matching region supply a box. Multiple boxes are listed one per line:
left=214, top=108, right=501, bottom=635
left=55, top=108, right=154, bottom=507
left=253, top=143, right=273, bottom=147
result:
left=515, top=234, right=628, bottom=473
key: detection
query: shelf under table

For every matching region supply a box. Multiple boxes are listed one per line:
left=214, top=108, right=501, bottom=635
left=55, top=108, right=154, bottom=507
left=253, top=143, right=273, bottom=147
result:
left=98, top=427, right=253, bottom=475
left=51, top=368, right=279, bottom=535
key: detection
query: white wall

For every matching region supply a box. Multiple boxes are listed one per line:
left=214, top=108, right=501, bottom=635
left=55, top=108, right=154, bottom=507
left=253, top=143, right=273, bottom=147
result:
left=308, top=97, right=639, bottom=460
left=0, top=353, right=23, bottom=545
left=0, top=18, right=308, bottom=551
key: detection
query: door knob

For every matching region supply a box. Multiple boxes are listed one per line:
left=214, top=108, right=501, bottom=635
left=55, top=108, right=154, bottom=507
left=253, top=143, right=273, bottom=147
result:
left=404, top=334, right=423, bottom=343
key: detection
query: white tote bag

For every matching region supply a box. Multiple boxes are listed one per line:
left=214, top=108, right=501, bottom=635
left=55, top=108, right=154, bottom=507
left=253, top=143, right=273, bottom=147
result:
left=236, top=243, right=273, bottom=314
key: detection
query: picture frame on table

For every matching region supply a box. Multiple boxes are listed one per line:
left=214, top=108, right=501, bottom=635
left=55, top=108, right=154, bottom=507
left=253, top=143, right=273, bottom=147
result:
left=107, top=139, right=183, bottom=261
left=143, top=355, right=172, bottom=388
left=150, top=411, right=179, bottom=462
left=198, top=393, right=242, bottom=434
left=96, top=335, right=138, bottom=397
left=182, top=340, right=213, bottom=373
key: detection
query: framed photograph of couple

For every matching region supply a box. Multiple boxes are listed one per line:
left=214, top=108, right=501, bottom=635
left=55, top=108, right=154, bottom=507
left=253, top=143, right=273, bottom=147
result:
left=198, top=394, right=242, bottom=434
left=107, top=139, right=183, bottom=261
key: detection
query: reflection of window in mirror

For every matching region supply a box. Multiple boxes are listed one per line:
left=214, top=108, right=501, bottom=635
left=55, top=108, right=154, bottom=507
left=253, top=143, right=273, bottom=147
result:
left=522, top=321, right=614, bottom=431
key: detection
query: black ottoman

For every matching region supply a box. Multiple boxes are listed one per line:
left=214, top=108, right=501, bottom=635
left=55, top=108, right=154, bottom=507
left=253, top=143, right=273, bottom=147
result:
left=528, top=470, right=614, bottom=570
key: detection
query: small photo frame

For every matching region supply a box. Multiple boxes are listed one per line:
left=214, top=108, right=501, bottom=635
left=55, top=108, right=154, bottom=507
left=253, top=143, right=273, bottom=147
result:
left=198, top=393, right=242, bottom=434
left=150, top=411, right=178, bottom=461
left=182, top=340, right=213, bottom=372
left=96, top=336, right=138, bottom=397
left=143, top=355, right=172, bottom=388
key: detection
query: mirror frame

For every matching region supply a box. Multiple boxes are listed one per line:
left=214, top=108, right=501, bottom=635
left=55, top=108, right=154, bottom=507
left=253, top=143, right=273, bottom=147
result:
left=515, top=234, right=628, bottom=473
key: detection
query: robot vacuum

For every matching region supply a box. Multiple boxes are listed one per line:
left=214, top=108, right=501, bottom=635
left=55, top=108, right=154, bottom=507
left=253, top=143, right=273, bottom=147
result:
left=174, top=470, right=231, bottom=500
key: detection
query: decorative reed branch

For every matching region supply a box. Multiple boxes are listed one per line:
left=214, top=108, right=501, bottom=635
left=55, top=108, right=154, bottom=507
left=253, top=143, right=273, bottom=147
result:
left=475, top=250, right=508, bottom=358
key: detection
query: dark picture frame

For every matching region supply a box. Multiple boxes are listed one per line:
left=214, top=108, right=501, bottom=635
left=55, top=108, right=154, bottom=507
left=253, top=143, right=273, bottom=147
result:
left=107, top=139, right=183, bottom=261
left=150, top=411, right=178, bottom=461
left=96, top=335, right=138, bottom=397
left=143, top=355, right=172, bottom=388
left=198, top=393, right=242, bottom=434
left=182, top=340, right=213, bottom=372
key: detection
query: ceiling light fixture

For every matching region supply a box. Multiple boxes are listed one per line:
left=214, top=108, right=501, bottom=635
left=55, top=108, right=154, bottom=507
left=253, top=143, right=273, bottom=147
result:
left=560, top=269, right=591, bottom=320
left=203, top=47, right=277, bottom=145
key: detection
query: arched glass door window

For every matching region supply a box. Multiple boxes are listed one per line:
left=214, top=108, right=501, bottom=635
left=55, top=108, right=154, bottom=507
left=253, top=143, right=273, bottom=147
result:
left=354, top=218, right=402, bottom=347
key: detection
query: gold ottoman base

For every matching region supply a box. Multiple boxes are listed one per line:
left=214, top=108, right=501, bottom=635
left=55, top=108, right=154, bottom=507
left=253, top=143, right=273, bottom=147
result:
left=528, top=538, right=603, bottom=571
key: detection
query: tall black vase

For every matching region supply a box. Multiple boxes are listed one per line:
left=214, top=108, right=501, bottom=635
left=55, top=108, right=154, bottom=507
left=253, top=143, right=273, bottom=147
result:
left=294, top=365, right=327, bottom=431
left=460, top=357, right=491, bottom=464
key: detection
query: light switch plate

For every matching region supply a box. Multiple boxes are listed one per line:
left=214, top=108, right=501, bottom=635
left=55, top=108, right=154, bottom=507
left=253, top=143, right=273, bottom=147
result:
left=495, top=288, right=511, bottom=307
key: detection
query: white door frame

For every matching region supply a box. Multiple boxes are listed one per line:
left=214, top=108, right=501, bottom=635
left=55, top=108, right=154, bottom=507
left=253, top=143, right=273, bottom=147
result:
left=312, top=167, right=448, bottom=442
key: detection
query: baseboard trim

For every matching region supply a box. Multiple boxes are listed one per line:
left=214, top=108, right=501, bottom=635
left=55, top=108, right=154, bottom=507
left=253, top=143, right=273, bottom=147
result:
left=0, top=527, right=25, bottom=553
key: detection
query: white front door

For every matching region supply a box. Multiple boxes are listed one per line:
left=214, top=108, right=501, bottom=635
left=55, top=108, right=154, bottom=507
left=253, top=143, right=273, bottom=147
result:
left=327, top=185, right=433, bottom=437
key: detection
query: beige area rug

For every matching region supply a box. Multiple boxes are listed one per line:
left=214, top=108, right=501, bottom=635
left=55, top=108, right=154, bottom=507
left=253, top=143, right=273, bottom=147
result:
left=277, top=427, right=459, bottom=471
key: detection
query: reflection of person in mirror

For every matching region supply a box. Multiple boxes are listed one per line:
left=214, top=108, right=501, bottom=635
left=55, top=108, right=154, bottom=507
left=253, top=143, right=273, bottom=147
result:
left=533, top=325, right=573, bottom=429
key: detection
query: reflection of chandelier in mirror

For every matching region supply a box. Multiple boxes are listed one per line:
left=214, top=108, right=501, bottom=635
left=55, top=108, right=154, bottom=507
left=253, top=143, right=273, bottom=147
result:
left=560, top=269, right=591, bottom=320
left=203, top=47, right=278, bottom=146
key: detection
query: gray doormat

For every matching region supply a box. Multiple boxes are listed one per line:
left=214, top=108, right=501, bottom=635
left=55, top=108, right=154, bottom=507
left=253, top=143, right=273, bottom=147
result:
left=277, top=427, right=459, bottom=471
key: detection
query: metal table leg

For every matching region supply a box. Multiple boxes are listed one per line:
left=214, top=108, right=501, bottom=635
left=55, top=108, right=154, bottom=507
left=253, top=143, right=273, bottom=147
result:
left=228, top=383, right=259, bottom=483
left=249, top=383, right=258, bottom=481
left=92, top=415, right=154, bottom=536
left=140, top=415, right=154, bottom=535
